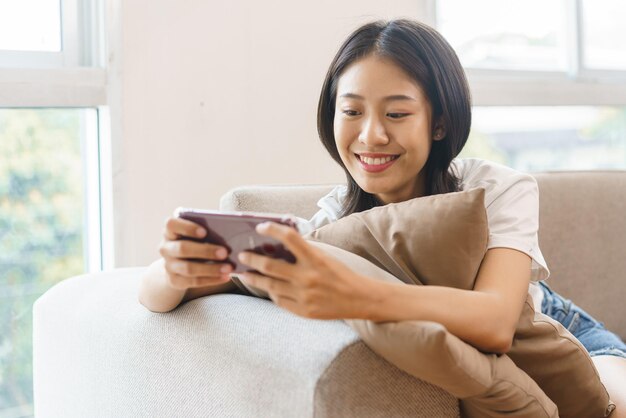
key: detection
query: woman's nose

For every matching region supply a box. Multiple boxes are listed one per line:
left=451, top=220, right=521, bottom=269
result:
left=358, top=116, right=389, bottom=146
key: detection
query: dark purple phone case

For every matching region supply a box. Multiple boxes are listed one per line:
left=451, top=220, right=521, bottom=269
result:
left=175, top=208, right=297, bottom=274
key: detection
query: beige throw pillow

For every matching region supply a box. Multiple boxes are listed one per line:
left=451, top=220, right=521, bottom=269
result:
left=307, top=188, right=489, bottom=289
left=304, top=188, right=614, bottom=418
left=509, top=298, right=615, bottom=418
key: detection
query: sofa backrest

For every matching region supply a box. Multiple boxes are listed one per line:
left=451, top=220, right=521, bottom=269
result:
left=220, top=171, right=626, bottom=338
left=534, top=171, right=626, bottom=338
left=220, top=183, right=336, bottom=219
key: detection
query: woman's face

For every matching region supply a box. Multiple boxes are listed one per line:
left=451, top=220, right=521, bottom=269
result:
left=333, top=55, right=441, bottom=204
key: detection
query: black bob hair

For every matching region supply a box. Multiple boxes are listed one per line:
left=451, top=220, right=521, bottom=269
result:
left=317, top=19, right=472, bottom=217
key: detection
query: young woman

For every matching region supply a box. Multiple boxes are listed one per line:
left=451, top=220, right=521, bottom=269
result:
left=139, top=19, right=626, bottom=415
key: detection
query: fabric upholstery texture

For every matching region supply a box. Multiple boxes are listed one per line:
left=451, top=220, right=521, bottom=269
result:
left=219, top=184, right=331, bottom=221
left=314, top=341, right=458, bottom=418
left=33, top=268, right=459, bottom=417
left=533, top=171, right=626, bottom=338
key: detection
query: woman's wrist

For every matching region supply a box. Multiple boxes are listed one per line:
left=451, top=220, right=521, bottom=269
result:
left=354, top=275, right=396, bottom=322
left=139, top=259, right=186, bottom=312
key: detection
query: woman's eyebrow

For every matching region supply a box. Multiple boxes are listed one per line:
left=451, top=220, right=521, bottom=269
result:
left=339, top=93, right=417, bottom=101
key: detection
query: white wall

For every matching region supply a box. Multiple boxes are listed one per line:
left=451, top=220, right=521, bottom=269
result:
left=110, top=1, right=428, bottom=267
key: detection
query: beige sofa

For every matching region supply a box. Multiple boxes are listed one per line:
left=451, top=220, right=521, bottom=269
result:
left=33, top=171, right=626, bottom=417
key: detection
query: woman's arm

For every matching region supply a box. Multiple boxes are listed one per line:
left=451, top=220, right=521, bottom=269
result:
left=368, top=247, right=531, bottom=354
left=236, top=223, right=531, bottom=354
left=138, top=258, right=186, bottom=312
left=138, top=258, right=237, bottom=313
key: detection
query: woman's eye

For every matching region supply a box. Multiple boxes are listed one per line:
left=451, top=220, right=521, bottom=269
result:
left=387, top=113, right=409, bottom=119
left=342, top=110, right=360, bottom=117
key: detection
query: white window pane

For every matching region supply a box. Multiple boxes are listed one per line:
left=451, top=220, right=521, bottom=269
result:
left=0, top=0, right=61, bottom=52
left=437, top=0, right=568, bottom=71
left=0, top=108, right=96, bottom=416
left=582, top=0, right=626, bottom=70
left=460, top=106, right=626, bottom=171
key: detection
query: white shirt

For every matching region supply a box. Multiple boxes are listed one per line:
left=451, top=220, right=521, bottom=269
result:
left=296, top=158, right=549, bottom=311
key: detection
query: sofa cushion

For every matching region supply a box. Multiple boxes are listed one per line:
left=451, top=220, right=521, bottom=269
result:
left=305, top=188, right=614, bottom=418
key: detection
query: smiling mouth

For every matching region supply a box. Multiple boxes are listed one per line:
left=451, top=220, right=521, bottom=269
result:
left=354, top=153, right=400, bottom=165
left=354, top=153, right=400, bottom=173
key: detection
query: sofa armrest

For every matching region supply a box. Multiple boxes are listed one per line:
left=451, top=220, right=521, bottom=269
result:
left=33, top=268, right=459, bottom=417
left=33, top=268, right=360, bottom=417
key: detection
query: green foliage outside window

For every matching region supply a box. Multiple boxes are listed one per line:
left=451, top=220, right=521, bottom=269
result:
left=0, top=109, right=85, bottom=415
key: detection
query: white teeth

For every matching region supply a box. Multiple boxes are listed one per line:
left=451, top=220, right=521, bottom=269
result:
left=359, top=155, right=396, bottom=165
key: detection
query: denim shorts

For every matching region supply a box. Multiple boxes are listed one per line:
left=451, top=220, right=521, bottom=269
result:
left=539, top=281, right=626, bottom=359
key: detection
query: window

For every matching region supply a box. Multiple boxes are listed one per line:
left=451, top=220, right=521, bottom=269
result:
left=582, top=0, right=626, bottom=71
left=0, top=1, right=110, bottom=416
left=433, top=0, right=626, bottom=171
left=0, top=108, right=101, bottom=416
left=437, top=0, right=568, bottom=72
left=0, top=0, right=91, bottom=68
left=0, top=0, right=62, bottom=52
left=460, top=106, right=626, bottom=171
left=436, top=0, right=626, bottom=78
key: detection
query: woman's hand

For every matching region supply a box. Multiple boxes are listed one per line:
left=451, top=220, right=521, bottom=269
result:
left=159, top=216, right=233, bottom=290
left=237, top=222, right=379, bottom=320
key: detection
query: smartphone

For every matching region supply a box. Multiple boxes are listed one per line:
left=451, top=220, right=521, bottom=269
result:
left=174, top=208, right=298, bottom=273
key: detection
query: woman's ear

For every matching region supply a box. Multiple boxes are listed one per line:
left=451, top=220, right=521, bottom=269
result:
left=433, top=118, right=446, bottom=141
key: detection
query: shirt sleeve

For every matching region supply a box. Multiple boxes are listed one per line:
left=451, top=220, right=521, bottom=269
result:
left=295, top=185, right=346, bottom=235
left=459, top=159, right=550, bottom=282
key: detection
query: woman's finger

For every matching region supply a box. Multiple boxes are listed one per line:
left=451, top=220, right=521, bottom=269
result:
left=241, top=272, right=296, bottom=299
left=187, top=274, right=232, bottom=288
left=164, top=256, right=233, bottom=278
left=255, top=222, right=312, bottom=261
left=160, top=239, right=228, bottom=261
left=163, top=216, right=207, bottom=240
left=168, top=272, right=231, bottom=290
left=238, top=251, right=298, bottom=281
